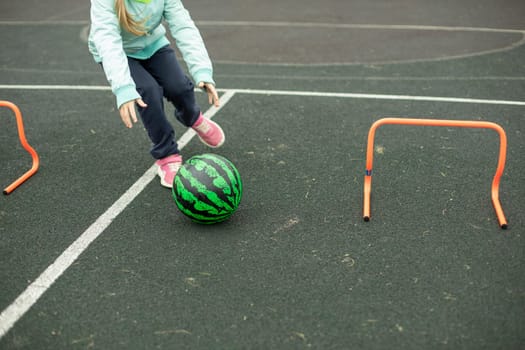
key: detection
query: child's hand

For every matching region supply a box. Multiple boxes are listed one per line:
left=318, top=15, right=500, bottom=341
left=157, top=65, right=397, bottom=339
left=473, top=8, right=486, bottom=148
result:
left=119, top=98, right=147, bottom=128
left=198, top=82, right=220, bottom=107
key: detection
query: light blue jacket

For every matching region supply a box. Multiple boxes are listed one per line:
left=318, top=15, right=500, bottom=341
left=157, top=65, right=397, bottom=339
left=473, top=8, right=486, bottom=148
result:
left=88, top=0, right=214, bottom=108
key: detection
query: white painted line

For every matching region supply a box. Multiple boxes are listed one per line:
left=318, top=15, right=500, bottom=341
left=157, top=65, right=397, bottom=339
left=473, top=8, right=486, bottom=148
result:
left=1, top=20, right=522, bottom=34
left=0, top=84, right=524, bottom=106
left=0, top=85, right=110, bottom=91
left=196, top=20, right=525, bottom=35
left=0, top=20, right=90, bottom=26
left=223, top=88, right=525, bottom=106
left=0, top=90, right=236, bottom=339
left=215, top=74, right=525, bottom=81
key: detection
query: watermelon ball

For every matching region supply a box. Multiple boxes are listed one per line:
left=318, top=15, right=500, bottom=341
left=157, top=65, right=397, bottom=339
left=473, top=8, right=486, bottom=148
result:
left=172, top=153, right=242, bottom=224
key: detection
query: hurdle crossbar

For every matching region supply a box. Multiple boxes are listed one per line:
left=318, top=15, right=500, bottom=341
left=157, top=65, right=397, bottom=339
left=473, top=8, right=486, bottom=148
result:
left=363, top=117, right=508, bottom=229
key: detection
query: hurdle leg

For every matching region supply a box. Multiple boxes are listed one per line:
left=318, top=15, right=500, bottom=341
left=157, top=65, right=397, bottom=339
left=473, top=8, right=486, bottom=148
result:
left=1, top=101, right=40, bottom=195
left=363, top=117, right=508, bottom=229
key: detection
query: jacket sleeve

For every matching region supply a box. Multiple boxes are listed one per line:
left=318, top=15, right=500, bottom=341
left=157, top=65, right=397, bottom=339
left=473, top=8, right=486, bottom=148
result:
left=89, top=0, right=140, bottom=108
left=163, top=0, right=215, bottom=85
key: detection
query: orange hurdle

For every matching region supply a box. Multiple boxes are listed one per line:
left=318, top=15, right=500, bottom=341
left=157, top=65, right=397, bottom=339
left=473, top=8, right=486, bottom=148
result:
left=363, top=118, right=508, bottom=229
left=1, top=101, right=40, bottom=195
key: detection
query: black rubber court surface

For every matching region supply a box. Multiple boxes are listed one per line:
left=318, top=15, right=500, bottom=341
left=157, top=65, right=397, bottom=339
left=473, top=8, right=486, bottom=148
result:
left=1, top=1, right=524, bottom=349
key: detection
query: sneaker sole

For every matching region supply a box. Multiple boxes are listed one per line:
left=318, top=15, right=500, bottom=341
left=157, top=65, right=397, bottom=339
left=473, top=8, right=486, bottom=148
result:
left=157, top=167, right=173, bottom=188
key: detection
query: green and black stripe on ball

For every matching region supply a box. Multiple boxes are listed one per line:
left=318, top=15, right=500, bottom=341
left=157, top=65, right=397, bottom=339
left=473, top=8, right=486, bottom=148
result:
left=172, top=154, right=242, bottom=224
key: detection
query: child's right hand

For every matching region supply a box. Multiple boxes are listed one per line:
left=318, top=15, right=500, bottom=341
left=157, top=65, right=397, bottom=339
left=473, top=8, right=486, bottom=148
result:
left=119, top=98, right=147, bottom=128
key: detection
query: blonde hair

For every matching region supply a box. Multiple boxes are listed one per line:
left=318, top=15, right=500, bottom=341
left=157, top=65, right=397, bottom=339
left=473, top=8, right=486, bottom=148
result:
left=115, top=0, right=146, bottom=36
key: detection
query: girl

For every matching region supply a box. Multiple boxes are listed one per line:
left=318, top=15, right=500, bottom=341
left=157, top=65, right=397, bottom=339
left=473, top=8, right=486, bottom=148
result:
left=88, top=0, right=225, bottom=188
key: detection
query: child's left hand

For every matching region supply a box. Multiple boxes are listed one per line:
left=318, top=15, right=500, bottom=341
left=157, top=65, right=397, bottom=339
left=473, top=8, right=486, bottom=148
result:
left=198, top=82, right=220, bottom=107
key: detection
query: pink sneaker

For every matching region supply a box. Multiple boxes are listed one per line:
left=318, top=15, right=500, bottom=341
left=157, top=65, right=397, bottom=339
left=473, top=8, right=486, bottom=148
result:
left=192, top=114, right=225, bottom=148
left=155, top=154, right=182, bottom=188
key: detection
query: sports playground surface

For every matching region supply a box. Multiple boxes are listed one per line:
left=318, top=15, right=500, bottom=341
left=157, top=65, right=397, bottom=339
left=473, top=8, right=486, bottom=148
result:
left=1, top=1, right=524, bottom=349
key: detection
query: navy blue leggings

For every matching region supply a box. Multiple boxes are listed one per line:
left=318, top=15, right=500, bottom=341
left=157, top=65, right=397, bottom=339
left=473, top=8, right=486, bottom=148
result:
left=127, top=45, right=201, bottom=159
